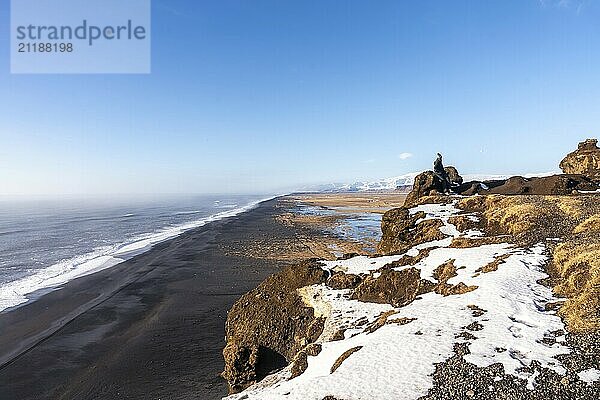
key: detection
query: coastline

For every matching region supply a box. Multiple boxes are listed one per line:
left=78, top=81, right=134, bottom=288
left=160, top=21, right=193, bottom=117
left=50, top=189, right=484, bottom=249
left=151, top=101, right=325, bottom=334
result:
left=0, top=195, right=279, bottom=314
left=0, top=194, right=392, bottom=400
left=0, top=198, right=290, bottom=399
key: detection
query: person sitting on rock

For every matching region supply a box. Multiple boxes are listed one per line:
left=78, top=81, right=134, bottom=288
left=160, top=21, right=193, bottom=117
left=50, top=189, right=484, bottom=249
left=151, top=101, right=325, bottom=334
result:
left=433, top=153, right=451, bottom=194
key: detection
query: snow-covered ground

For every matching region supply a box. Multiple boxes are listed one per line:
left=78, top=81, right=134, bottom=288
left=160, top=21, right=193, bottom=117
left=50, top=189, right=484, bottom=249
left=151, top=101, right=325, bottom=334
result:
left=224, top=201, right=592, bottom=400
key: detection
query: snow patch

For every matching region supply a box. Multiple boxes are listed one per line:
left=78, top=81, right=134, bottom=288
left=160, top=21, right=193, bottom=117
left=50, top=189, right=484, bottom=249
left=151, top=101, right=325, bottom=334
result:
left=225, top=202, right=570, bottom=400
left=578, top=368, right=600, bottom=384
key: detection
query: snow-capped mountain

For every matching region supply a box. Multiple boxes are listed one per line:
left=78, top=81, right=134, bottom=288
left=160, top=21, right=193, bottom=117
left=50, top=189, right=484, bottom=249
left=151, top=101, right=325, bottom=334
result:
left=314, top=173, right=421, bottom=192
left=312, top=171, right=558, bottom=193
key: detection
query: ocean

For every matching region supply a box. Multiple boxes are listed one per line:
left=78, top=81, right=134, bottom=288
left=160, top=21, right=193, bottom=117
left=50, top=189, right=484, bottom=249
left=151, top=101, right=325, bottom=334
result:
left=0, top=194, right=272, bottom=313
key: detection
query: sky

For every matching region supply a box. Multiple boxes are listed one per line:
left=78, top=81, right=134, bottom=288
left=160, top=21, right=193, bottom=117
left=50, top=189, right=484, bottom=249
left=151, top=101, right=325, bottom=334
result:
left=1, top=0, right=600, bottom=195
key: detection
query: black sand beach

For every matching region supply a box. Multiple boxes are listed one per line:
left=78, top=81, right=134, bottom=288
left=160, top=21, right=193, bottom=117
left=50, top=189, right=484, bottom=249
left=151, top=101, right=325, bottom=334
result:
left=0, top=199, right=302, bottom=400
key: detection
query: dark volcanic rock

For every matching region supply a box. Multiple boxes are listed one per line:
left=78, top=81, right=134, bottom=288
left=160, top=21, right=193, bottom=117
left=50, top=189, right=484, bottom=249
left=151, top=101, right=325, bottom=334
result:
left=327, top=271, right=362, bottom=290
left=405, top=171, right=448, bottom=207
left=560, top=139, right=600, bottom=180
left=457, top=174, right=598, bottom=196
left=405, top=167, right=462, bottom=207
left=445, top=166, right=463, bottom=185
left=420, top=340, right=600, bottom=400
left=222, top=260, right=328, bottom=393
left=377, top=207, right=447, bottom=254
left=352, top=268, right=424, bottom=307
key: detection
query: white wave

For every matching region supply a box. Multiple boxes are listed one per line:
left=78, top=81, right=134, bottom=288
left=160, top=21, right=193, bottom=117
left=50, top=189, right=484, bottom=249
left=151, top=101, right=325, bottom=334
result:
left=173, top=210, right=202, bottom=215
left=218, top=204, right=238, bottom=209
left=0, top=196, right=279, bottom=313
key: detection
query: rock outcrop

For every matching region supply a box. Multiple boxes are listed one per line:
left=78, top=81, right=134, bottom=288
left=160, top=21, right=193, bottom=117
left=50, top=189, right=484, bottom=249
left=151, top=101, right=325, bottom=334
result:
left=326, top=271, right=362, bottom=289
left=456, top=174, right=598, bottom=196
left=560, top=139, right=600, bottom=180
left=222, top=140, right=600, bottom=399
left=444, top=166, right=463, bottom=185
left=377, top=206, right=447, bottom=254
left=351, top=268, right=423, bottom=307
left=404, top=167, right=462, bottom=207
left=222, top=260, right=328, bottom=393
left=405, top=149, right=600, bottom=207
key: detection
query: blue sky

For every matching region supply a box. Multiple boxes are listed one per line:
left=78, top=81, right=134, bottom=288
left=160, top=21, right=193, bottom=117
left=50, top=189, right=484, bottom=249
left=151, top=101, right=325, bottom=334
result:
left=1, top=0, right=599, bottom=195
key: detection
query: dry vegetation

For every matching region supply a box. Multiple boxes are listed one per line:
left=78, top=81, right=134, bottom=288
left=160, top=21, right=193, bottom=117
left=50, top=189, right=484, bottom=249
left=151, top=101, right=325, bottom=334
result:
left=458, top=194, right=600, bottom=333
left=552, top=239, right=600, bottom=333
left=290, top=193, right=407, bottom=213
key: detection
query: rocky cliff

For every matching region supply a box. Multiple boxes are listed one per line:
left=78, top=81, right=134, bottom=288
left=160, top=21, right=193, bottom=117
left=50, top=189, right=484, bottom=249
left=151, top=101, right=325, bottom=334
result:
left=222, top=260, right=328, bottom=393
left=221, top=141, right=600, bottom=400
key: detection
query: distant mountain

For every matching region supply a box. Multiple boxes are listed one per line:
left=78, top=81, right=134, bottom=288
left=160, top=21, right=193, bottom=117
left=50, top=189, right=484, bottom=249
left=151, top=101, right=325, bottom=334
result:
left=310, top=172, right=420, bottom=193
left=311, top=171, right=559, bottom=193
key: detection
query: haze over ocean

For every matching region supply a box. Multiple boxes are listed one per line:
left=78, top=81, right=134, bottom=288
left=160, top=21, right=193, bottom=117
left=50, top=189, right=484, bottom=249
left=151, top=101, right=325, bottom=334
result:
left=0, top=194, right=269, bottom=312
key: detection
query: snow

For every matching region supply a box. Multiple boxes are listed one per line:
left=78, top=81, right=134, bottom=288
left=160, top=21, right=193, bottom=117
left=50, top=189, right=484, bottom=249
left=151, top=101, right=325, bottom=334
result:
left=313, top=171, right=559, bottom=192
left=578, top=189, right=600, bottom=194
left=315, top=173, right=421, bottom=192
left=578, top=368, right=600, bottom=384
left=225, top=201, right=571, bottom=400
left=321, top=255, right=404, bottom=275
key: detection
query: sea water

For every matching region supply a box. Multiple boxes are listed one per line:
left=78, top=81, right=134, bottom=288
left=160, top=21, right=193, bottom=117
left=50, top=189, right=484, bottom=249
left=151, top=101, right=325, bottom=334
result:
left=0, top=194, right=272, bottom=313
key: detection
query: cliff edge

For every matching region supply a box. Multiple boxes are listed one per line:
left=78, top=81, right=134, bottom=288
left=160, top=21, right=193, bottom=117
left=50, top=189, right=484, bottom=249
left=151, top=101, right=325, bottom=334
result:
left=221, top=140, right=600, bottom=400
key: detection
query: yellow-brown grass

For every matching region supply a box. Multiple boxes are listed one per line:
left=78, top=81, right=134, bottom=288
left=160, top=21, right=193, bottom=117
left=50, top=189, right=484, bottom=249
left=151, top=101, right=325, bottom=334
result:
left=450, top=236, right=511, bottom=248
left=573, top=214, right=600, bottom=234
left=552, top=241, right=600, bottom=332
left=475, top=254, right=512, bottom=274
left=457, top=194, right=600, bottom=333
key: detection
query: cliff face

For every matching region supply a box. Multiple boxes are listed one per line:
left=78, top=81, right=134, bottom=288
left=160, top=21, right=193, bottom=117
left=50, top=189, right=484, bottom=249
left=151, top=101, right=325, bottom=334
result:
left=377, top=205, right=447, bottom=254
left=224, top=193, right=600, bottom=400
left=560, top=139, right=600, bottom=180
left=222, top=260, right=328, bottom=394
left=222, top=142, right=600, bottom=399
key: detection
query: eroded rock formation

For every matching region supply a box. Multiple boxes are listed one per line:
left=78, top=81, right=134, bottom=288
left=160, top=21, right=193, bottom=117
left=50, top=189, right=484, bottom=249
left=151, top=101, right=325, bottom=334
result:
left=351, top=268, right=422, bottom=307
left=560, top=139, right=600, bottom=180
left=377, top=206, right=447, bottom=254
left=222, top=260, right=328, bottom=393
left=404, top=166, right=463, bottom=207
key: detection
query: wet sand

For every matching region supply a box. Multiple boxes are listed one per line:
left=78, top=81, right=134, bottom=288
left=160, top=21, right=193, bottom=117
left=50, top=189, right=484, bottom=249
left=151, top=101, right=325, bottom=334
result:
left=0, top=199, right=308, bottom=400
left=291, top=192, right=407, bottom=213
left=0, top=193, right=405, bottom=400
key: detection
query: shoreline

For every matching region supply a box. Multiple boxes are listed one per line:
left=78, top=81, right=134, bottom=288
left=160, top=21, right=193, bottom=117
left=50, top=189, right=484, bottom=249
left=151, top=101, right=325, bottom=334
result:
left=0, top=194, right=394, bottom=400
left=0, top=195, right=280, bottom=315
left=0, top=198, right=295, bottom=399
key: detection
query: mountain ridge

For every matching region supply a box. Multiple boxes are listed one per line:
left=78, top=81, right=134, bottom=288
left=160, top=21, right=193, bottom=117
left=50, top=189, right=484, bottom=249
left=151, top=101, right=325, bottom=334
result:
left=313, top=171, right=559, bottom=192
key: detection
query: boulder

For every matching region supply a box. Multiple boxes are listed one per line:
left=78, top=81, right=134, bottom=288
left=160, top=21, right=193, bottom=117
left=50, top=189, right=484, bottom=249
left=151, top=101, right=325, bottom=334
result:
left=560, top=139, right=600, bottom=181
left=222, top=260, right=328, bottom=393
left=351, top=268, right=423, bottom=307
left=405, top=171, right=446, bottom=207
left=377, top=207, right=447, bottom=254
left=326, top=271, right=362, bottom=290
left=445, top=166, right=463, bottom=185
left=405, top=167, right=462, bottom=207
